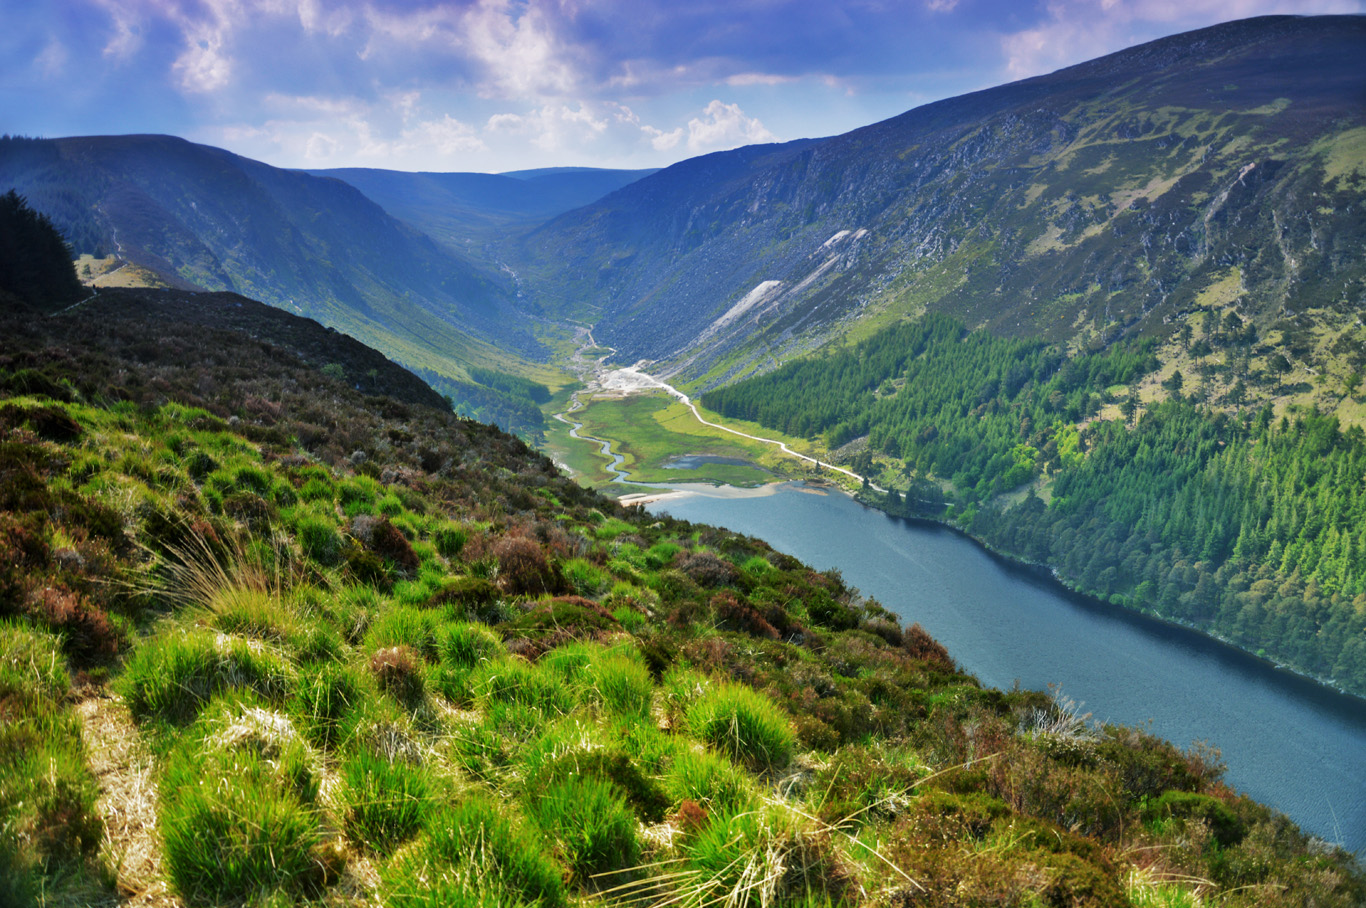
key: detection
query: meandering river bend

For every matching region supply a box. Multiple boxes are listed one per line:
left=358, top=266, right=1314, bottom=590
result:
left=646, top=481, right=1366, bottom=855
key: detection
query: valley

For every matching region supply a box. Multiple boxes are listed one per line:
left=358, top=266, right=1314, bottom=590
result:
left=4, top=12, right=1366, bottom=908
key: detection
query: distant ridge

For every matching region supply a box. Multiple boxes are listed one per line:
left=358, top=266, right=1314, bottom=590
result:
left=517, top=15, right=1366, bottom=386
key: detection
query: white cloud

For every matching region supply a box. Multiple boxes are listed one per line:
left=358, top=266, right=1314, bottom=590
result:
left=487, top=102, right=609, bottom=152
left=927, top=0, right=960, bottom=11
left=726, top=72, right=798, bottom=87
left=304, top=131, right=339, bottom=161
left=684, top=100, right=777, bottom=153
left=35, top=39, right=69, bottom=77
left=401, top=114, right=486, bottom=155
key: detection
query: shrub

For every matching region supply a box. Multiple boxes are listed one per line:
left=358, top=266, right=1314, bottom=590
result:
left=369, top=646, right=427, bottom=709
left=337, top=748, right=433, bottom=856
left=686, top=682, right=795, bottom=771
left=351, top=515, right=419, bottom=572
left=429, top=576, right=501, bottom=619
left=493, top=535, right=560, bottom=595
left=381, top=795, right=566, bottom=908
left=528, top=776, right=639, bottom=885
left=1143, top=790, right=1245, bottom=847
left=679, top=551, right=738, bottom=588
left=502, top=596, right=619, bottom=657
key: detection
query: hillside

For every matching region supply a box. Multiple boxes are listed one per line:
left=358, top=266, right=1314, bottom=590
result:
left=518, top=15, right=1366, bottom=391
left=3, top=275, right=1363, bottom=906
left=0, top=134, right=551, bottom=434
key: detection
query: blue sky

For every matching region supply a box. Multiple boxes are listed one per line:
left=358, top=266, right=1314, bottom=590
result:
left=4, top=0, right=1362, bottom=173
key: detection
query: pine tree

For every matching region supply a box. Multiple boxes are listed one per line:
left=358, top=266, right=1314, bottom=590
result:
left=0, top=189, right=84, bottom=312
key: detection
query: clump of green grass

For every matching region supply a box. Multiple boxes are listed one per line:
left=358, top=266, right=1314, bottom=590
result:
left=676, top=806, right=850, bottom=908
left=563, top=557, right=611, bottom=596
left=291, top=662, right=367, bottom=749
left=120, top=628, right=295, bottom=724
left=589, top=651, right=655, bottom=720
left=160, top=699, right=333, bottom=904
left=431, top=520, right=468, bottom=559
left=686, top=681, right=795, bottom=771
left=381, top=794, right=566, bottom=908
left=0, top=622, right=108, bottom=904
left=433, top=620, right=506, bottom=704
left=438, top=620, right=505, bottom=669
left=364, top=605, right=440, bottom=661
left=665, top=749, right=756, bottom=814
left=527, top=775, right=640, bottom=885
left=472, top=657, right=576, bottom=716
left=336, top=747, right=434, bottom=856
left=296, top=513, right=343, bottom=565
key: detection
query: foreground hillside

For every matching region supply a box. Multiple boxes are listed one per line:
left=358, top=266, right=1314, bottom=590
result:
left=2, top=288, right=1362, bottom=907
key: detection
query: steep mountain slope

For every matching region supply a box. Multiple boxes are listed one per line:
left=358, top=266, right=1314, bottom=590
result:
left=520, top=15, right=1366, bottom=387
left=0, top=134, right=553, bottom=431
left=307, top=166, right=656, bottom=249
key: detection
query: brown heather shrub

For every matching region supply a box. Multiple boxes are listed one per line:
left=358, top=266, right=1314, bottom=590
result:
left=369, top=646, right=425, bottom=707
left=712, top=592, right=779, bottom=640
left=29, top=585, right=121, bottom=663
left=673, top=798, right=709, bottom=836
left=902, top=622, right=954, bottom=671
left=678, top=551, right=738, bottom=588
left=863, top=616, right=904, bottom=647
left=502, top=596, right=619, bottom=659
left=0, top=403, right=83, bottom=442
left=350, top=515, right=419, bottom=572
left=493, top=535, right=560, bottom=595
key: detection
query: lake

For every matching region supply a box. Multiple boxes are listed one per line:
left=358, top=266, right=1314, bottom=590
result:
left=647, top=481, right=1366, bottom=855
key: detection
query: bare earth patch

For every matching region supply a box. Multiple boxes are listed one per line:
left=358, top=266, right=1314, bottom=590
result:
left=77, top=692, right=182, bottom=908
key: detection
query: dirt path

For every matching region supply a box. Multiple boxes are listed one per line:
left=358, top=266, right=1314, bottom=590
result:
left=77, top=692, right=180, bottom=908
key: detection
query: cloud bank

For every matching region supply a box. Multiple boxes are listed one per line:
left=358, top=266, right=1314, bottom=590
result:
left=2, top=0, right=1361, bottom=172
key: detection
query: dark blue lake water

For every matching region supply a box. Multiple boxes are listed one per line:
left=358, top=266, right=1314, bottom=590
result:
left=648, top=482, right=1366, bottom=855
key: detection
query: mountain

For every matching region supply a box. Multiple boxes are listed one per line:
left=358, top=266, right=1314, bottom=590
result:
left=519, top=15, right=1366, bottom=388
left=306, top=166, right=656, bottom=249
left=0, top=133, right=554, bottom=432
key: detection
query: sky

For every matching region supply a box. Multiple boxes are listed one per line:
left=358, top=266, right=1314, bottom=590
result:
left=3, top=0, right=1363, bottom=174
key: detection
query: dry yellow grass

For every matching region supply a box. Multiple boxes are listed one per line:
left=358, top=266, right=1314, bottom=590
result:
left=78, top=693, right=181, bottom=908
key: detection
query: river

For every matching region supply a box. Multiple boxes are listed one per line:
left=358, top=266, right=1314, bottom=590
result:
left=646, top=481, right=1366, bottom=855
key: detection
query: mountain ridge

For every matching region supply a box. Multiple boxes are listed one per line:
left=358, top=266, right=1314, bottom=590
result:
left=516, top=15, right=1366, bottom=389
